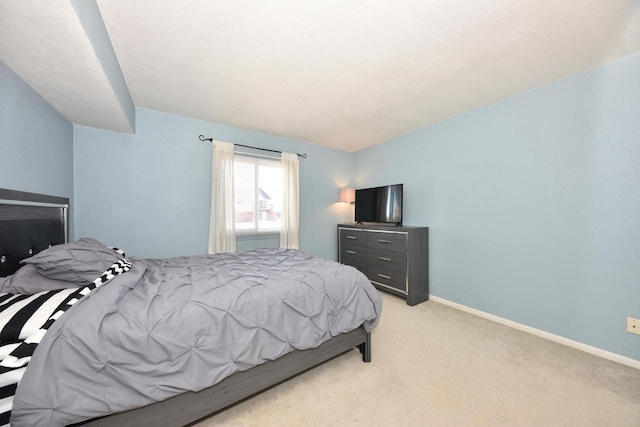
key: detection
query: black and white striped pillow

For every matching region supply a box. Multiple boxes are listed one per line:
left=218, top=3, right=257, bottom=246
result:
left=0, top=289, right=78, bottom=345
left=0, top=288, right=78, bottom=426
left=0, top=258, right=133, bottom=426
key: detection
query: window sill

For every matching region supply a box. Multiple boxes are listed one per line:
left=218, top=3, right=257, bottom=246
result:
left=236, top=231, right=280, bottom=237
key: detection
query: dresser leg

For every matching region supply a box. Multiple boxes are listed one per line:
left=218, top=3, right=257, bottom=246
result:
left=407, top=295, right=428, bottom=306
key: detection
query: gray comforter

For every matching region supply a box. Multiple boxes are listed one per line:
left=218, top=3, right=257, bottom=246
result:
left=11, top=248, right=382, bottom=426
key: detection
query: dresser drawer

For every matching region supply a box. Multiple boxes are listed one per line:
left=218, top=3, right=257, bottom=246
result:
left=368, top=248, right=407, bottom=272
left=340, top=243, right=368, bottom=263
left=342, top=259, right=368, bottom=276
left=368, top=265, right=407, bottom=293
left=367, top=232, right=407, bottom=253
left=339, top=228, right=367, bottom=247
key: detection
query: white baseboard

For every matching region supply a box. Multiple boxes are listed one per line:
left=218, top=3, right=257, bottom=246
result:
left=429, top=295, right=640, bottom=370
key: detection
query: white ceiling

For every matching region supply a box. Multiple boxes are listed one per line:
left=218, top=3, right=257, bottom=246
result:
left=0, top=1, right=134, bottom=132
left=1, top=1, right=639, bottom=152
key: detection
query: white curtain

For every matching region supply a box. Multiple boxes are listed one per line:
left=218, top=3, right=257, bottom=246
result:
left=208, top=140, right=236, bottom=253
left=280, top=152, right=299, bottom=249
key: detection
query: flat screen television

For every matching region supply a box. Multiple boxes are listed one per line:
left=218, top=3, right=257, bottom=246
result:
left=355, top=184, right=403, bottom=225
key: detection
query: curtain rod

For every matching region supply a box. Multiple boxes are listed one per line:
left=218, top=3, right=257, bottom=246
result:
left=199, top=135, right=307, bottom=158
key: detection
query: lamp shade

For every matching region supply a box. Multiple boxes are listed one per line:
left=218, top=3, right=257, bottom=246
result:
left=339, top=188, right=355, bottom=203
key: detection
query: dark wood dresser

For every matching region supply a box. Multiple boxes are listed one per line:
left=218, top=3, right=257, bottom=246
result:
left=338, top=224, right=429, bottom=306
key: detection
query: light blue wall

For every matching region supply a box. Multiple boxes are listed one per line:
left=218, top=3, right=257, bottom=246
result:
left=73, top=108, right=353, bottom=260
left=0, top=59, right=74, bottom=235
left=354, top=53, right=640, bottom=361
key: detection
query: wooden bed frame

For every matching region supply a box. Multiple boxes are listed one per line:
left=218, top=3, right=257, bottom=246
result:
left=80, top=328, right=370, bottom=426
left=0, top=188, right=372, bottom=427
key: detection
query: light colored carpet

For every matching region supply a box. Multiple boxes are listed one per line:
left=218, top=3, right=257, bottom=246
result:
left=195, top=293, right=640, bottom=426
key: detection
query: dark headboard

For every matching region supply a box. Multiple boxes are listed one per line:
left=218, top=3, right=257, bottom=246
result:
left=0, top=188, right=68, bottom=277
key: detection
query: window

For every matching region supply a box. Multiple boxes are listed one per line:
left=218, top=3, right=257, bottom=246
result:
left=234, top=155, right=283, bottom=233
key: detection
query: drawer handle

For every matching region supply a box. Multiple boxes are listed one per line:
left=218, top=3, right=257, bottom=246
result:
left=346, top=236, right=357, bottom=240
left=347, top=250, right=357, bottom=255
left=377, top=239, right=391, bottom=244
left=377, top=273, right=391, bottom=280
left=377, top=256, right=391, bottom=262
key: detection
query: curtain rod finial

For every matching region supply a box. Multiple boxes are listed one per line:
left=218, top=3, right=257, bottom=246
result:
left=199, top=135, right=213, bottom=142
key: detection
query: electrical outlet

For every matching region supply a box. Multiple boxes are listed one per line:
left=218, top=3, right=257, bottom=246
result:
left=627, top=317, right=640, bottom=336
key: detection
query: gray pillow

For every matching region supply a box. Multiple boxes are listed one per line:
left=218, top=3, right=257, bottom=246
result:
left=0, top=264, right=79, bottom=294
left=21, top=238, right=124, bottom=284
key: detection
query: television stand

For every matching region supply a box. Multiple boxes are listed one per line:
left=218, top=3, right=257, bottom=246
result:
left=337, top=224, right=429, bottom=306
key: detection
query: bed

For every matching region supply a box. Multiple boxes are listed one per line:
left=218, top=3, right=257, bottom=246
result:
left=0, top=188, right=382, bottom=426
